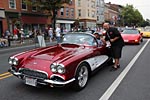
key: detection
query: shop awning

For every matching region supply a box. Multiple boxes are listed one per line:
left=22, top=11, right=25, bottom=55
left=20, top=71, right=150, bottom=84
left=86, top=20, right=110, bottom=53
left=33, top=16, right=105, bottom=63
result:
left=56, top=20, right=75, bottom=24
left=22, top=16, right=48, bottom=24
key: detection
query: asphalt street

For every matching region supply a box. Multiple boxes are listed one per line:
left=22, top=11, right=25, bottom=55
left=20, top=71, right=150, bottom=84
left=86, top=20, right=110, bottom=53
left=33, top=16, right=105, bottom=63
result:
left=0, top=39, right=150, bottom=100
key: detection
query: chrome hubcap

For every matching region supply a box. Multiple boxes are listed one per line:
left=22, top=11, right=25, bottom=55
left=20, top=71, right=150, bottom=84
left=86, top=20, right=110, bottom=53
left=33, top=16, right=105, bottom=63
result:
left=78, top=66, right=88, bottom=87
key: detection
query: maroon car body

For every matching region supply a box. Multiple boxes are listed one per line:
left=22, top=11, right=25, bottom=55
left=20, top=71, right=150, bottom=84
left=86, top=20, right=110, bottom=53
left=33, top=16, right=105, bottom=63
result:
left=8, top=32, right=112, bottom=90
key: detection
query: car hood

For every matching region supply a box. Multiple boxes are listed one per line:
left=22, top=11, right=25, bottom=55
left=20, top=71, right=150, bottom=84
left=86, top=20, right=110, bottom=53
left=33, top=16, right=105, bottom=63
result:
left=21, top=45, right=91, bottom=76
left=121, top=34, right=140, bottom=40
left=30, top=44, right=91, bottom=63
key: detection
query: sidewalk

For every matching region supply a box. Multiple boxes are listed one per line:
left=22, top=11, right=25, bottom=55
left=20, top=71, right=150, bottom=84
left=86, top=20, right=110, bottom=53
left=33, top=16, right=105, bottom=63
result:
left=0, top=38, right=56, bottom=49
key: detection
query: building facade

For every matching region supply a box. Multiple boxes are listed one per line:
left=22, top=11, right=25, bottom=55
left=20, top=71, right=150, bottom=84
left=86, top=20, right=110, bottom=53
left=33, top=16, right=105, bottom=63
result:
left=104, top=2, right=121, bottom=26
left=96, top=0, right=105, bottom=26
left=56, top=0, right=76, bottom=31
left=0, top=0, right=52, bottom=37
left=75, top=0, right=97, bottom=30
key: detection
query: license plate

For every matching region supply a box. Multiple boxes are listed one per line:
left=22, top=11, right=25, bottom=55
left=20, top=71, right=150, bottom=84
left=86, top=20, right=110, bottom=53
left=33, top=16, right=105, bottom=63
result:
left=124, top=40, right=128, bottom=42
left=25, top=77, right=37, bottom=87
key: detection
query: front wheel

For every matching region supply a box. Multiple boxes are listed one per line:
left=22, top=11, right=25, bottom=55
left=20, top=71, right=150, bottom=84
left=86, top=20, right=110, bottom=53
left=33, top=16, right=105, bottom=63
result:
left=73, top=63, right=89, bottom=91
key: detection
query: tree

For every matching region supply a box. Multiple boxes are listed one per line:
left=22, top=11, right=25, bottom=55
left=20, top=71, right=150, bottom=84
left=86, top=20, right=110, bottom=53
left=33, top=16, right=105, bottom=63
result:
left=141, top=19, right=150, bottom=27
left=121, top=4, right=144, bottom=27
left=27, top=0, right=70, bottom=32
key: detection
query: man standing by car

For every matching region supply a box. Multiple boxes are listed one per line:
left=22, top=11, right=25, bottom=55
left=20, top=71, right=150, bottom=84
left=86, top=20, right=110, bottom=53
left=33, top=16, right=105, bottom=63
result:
left=103, top=23, right=125, bottom=71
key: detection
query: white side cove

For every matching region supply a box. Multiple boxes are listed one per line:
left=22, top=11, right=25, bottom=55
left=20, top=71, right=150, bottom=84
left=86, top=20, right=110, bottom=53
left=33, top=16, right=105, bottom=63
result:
left=85, top=55, right=109, bottom=71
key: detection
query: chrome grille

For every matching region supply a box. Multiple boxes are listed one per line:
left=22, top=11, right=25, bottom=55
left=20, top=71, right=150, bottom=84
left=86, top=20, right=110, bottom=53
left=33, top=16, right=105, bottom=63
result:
left=19, top=68, right=48, bottom=79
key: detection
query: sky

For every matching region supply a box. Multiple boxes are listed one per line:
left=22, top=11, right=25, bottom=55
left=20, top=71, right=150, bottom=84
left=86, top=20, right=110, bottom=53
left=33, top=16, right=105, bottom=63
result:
left=105, top=0, right=150, bottom=20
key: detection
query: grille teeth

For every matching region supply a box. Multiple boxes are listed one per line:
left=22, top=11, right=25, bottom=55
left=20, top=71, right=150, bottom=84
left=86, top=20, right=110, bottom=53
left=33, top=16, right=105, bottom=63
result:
left=19, top=69, right=48, bottom=79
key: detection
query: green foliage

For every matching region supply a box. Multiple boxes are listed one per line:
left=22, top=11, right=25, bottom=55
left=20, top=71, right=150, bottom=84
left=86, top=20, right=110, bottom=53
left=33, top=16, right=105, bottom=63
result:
left=121, top=4, right=144, bottom=26
left=140, top=19, right=150, bottom=27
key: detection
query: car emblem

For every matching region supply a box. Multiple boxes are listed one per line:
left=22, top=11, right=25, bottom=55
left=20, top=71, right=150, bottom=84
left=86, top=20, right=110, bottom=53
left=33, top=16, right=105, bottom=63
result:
left=33, top=62, right=37, bottom=65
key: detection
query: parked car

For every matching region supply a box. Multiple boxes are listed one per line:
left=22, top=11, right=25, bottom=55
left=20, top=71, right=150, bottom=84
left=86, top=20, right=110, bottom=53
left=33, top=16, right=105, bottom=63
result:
left=121, top=28, right=143, bottom=44
left=141, top=29, right=150, bottom=38
left=8, top=32, right=113, bottom=91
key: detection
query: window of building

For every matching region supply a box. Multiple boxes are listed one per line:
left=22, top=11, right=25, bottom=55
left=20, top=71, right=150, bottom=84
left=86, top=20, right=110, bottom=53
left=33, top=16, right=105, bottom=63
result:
left=70, top=8, right=74, bottom=17
left=60, top=8, right=64, bottom=16
left=78, top=0, right=81, bottom=7
left=66, top=7, right=69, bottom=16
left=96, top=0, right=99, bottom=7
left=88, top=9, right=90, bottom=17
left=92, top=11, right=95, bottom=18
left=69, top=0, right=73, bottom=5
left=9, top=0, right=16, bottom=9
left=32, top=0, right=37, bottom=11
left=100, top=0, right=104, bottom=5
left=91, top=1, right=95, bottom=8
left=22, top=0, right=27, bottom=10
left=78, top=9, right=81, bottom=17
left=97, top=16, right=99, bottom=21
left=97, top=8, right=99, bottom=14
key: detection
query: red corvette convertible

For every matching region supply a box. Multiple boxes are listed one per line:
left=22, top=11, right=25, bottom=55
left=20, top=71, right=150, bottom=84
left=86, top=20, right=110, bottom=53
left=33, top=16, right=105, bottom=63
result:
left=8, top=32, right=112, bottom=90
left=121, top=28, right=143, bottom=44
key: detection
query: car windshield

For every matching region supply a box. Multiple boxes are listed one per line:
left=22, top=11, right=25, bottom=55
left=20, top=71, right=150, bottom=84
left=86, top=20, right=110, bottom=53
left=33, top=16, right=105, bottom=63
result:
left=122, top=29, right=139, bottom=34
left=61, top=33, right=97, bottom=46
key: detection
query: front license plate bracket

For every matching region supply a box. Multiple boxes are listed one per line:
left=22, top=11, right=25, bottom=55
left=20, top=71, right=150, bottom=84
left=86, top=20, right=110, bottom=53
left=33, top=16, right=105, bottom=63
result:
left=25, top=77, right=37, bottom=87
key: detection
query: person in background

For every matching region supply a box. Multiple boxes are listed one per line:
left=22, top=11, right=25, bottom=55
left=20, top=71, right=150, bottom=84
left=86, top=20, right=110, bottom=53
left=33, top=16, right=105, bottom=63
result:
left=48, top=28, right=53, bottom=42
left=13, top=27, right=19, bottom=40
left=103, top=23, right=125, bottom=71
left=55, top=25, right=61, bottom=43
left=5, top=30, right=11, bottom=46
left=20, top=28, right=24, bottom=44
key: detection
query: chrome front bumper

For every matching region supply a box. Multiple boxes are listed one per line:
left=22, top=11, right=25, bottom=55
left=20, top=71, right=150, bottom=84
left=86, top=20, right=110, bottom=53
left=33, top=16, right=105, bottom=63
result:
left=8, top=68, right=75, bottom=86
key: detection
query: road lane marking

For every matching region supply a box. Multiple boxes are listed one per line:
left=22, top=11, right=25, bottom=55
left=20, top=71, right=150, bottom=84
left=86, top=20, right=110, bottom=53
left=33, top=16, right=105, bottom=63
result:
left=0, top=72, right=13, bottom=80
left=0, top=74, right=13, bottom=80
left=0, top=72, right=11, bottom=77
left=99, top=39, right=150, bottom=100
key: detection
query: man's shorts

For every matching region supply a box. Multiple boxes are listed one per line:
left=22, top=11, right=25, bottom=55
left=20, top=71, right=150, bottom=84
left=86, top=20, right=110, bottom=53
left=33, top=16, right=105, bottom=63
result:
left=111, top=46, right=123, bottom=58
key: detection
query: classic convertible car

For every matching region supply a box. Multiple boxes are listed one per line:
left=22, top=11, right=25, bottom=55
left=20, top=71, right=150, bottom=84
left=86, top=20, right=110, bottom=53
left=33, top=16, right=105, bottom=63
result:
left=8, top=32, right=112, bottom=90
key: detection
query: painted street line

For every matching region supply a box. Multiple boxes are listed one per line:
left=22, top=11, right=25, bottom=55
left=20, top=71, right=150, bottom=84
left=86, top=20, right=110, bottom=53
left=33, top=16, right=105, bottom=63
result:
left=0, top=72, right=12, bottom=80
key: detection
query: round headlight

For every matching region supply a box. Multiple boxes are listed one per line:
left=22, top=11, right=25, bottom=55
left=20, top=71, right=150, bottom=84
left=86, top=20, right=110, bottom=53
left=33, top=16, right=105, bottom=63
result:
left=8, top=57, right=13, bottom=65
left=50, top=64, right=57, bottom=73
left=13, top=58, right=19, bottom=65
left=57, top=64, right=66, bottom=74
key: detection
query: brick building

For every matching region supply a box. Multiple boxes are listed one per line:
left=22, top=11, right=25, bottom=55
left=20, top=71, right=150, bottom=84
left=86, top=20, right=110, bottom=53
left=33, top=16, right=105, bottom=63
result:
left=0, top=0, right=76, bottom=37
left=56, top=0, right=76, bottom=31
left=104, top=2, right=122, bottom=26
left=75, top=0, right=97, bottom=30
left=0, top=0, right=52, bottom=37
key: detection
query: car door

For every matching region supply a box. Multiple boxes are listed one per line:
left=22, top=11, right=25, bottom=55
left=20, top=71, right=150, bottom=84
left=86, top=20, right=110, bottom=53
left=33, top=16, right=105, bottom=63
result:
left=91, top=39, right=109, bottom=70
